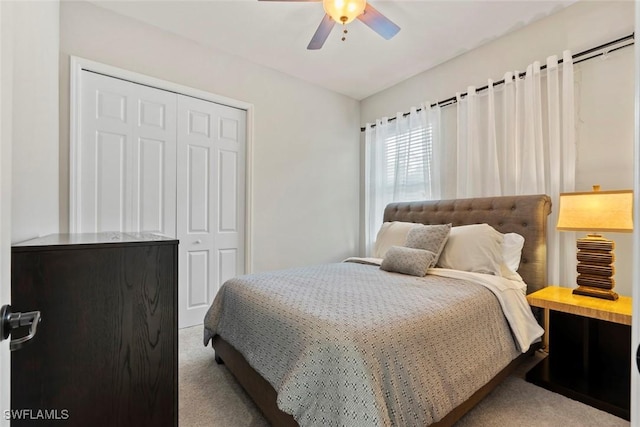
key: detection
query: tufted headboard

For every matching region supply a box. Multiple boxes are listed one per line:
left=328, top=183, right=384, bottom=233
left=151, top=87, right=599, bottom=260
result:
left=383, top=194, right=552, bottom=294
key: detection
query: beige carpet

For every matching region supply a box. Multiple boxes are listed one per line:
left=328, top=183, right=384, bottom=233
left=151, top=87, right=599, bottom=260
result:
left=179, top=325, right=630, bottom=427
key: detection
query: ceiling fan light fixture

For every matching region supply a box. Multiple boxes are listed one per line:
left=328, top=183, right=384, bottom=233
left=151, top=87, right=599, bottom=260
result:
left=323, top=0, right=366, bottom=24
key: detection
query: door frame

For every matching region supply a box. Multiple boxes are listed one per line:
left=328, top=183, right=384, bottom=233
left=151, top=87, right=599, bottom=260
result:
left=632, top=5, right=639, bottom=423
left=69, top=56, right=255, bottom=274
left=0, top=1, right=12, bottom=424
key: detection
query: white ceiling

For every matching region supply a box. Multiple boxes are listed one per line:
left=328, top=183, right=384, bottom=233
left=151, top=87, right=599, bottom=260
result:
left=90, top=0, right=577, bottom=100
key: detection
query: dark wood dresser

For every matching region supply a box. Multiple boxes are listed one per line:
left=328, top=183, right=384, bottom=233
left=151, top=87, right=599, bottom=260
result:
left=10, top=233, right=178, bottom=426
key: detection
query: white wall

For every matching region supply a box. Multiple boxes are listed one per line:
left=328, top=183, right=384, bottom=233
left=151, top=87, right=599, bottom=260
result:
left=11, top=1, right=59, bottom=243
left=360, top=1, right=635, bottom=296
left=59, top=1, right=361, bottom=272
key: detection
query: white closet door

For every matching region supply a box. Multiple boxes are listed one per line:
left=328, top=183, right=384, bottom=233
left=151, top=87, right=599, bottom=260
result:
left=75, top=71, right=177, bottom=236
left=177, top=95, right=246, bottom=328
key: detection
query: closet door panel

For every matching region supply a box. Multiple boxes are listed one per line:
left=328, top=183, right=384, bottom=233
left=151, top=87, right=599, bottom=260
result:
left=137, top=138, right=165, bottom=232
left=218, top=248, right=238, bottom=288
left=218, top=150, right=238, bottom=232
left=187, top=145, right=210, bottom=233
left=214, top=108, right=246, bottom=285
left=177, top=96, right=216, bottom=327
left=185, top=144, right=212, bottom=316
left=132, top=92, right=177, bottom=237
left=187, top=250, right=210, bottom=307
left=79, top=72, right=132, bottom=233
left=75, top=71, right=176, bottom=237
left=96, top=132, right=127, bottom=232
left=177, top=95, right=246, bottom=328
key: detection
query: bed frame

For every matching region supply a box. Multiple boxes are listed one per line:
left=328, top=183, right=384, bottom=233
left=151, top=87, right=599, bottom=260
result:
left=213, top=194, right=552, bottom=426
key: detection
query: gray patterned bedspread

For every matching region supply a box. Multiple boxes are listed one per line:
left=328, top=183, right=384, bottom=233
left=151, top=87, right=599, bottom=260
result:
left=203, top=262, right=521, bottom=426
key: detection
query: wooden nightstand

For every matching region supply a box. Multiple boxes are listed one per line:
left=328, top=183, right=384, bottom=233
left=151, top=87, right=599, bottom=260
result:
left=526, top=286, right=631, bottom=420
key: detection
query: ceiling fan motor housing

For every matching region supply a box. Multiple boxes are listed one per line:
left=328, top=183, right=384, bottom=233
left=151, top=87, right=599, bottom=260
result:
left=323, top=0, right=367, bottom=24
left=258, top=0, right=400, bottom=50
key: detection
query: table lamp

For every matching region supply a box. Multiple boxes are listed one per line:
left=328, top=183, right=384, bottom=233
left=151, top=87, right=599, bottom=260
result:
left=556, top=185, right=633, bottom=300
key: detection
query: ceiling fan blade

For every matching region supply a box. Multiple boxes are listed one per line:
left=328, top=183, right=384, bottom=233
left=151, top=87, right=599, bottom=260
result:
left=307, top=14, right=335, bottom=50
left=357, top=3, right=400, bottom=40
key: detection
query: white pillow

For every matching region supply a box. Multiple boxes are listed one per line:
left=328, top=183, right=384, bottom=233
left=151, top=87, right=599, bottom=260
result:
left=373, top=221, right=419, bottom=258
left=499, top=232, right=525, bottom=282
left=502, top=232, right=525, bottom=272
left=437, top=224, right=504, bottom=276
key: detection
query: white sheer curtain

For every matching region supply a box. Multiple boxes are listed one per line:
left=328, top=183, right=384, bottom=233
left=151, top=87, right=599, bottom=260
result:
left=364, top=105, right=442, bottom=255
left=455, top=51, right=576, bottom=285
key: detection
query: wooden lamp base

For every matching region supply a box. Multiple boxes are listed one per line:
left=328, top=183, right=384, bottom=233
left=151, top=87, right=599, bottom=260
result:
left=572, top=285, right=618, bottom=301
left=573, top=236, right=619, bottom=301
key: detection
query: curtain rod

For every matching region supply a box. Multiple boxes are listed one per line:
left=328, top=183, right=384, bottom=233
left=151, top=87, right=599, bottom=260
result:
left=360, top=32, right=635, bottom=132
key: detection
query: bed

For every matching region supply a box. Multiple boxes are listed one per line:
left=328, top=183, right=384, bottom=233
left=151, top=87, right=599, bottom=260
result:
left=204, top=194, right=552, bottom=426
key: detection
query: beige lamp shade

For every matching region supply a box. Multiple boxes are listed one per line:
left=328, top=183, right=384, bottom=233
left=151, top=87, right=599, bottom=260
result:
left=556, top=188, right=634, bottom=233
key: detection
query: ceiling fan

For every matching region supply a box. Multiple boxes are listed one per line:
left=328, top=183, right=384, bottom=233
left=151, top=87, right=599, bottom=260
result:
left=259, top=0, right=401, bottom=50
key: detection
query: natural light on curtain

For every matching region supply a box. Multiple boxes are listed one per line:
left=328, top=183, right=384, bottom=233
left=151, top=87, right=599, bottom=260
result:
left=365, top=51, right=576, bottom=285
left=364, top=105, right=441, bottom=255
left=455, top=51, right=576, bottom=285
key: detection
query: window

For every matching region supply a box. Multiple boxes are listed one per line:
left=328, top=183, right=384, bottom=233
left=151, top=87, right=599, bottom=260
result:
left=383, top=124, right=432, bottom=201
left=365, top=108, right=439, bottom=255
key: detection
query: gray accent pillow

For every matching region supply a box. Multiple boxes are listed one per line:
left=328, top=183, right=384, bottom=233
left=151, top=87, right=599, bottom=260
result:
left=380, top=246, right=436, bottom=277
left=405, top=224, right=451, bottom=267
